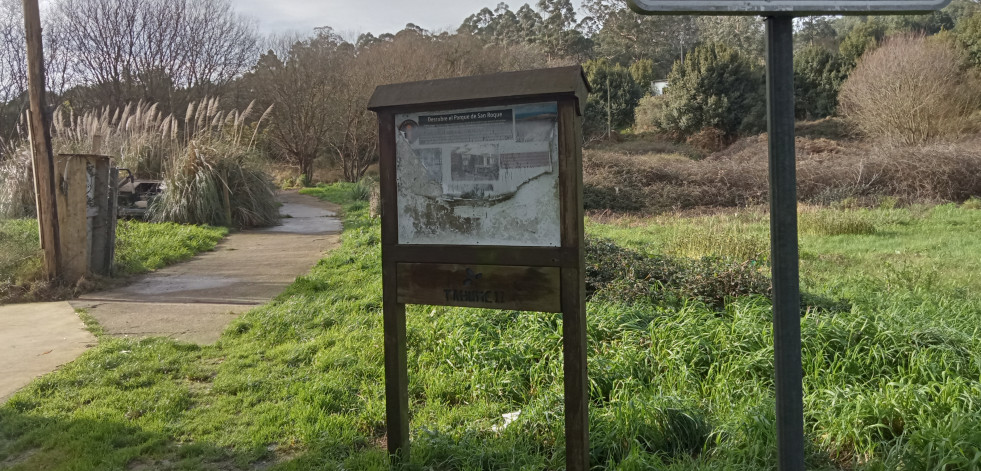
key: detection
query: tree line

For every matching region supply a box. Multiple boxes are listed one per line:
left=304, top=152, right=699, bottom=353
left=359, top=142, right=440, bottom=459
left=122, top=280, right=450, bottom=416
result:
left=2, top=0, right=981, bottom=179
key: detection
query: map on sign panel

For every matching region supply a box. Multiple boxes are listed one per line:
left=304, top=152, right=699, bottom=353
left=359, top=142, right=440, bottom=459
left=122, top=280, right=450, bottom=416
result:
left=395, top=102, right=560, bottom=247
left=627, top=0, right=952, bottom=14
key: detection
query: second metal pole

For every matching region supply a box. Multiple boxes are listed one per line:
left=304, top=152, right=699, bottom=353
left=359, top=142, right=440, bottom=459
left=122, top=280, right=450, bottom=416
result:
left=765, top=15, right=805, bottom=471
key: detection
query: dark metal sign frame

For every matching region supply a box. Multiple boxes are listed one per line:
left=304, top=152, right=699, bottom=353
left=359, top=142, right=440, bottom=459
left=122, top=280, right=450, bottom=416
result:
left=628, top=0, right=952, bottom=15
left=629, top=1, right=952, bottom=471
left=368, top=66, right=591, bottom=470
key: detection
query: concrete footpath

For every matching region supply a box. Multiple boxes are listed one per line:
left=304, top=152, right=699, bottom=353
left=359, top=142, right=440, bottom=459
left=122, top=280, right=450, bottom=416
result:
left=0, top=191, right=342, bottom=402
left=0, top=302, right=96, bottom=403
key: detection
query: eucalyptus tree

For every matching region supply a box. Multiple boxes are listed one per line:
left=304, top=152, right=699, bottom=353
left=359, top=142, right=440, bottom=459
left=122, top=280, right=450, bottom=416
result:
left=695, top=16, right=765, bottom=62
left=582, top=0, right=696, bottom=76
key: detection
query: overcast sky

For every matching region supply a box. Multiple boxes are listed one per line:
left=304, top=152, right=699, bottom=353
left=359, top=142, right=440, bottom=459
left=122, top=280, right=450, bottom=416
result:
left=234, top=0, right=584, bottom=38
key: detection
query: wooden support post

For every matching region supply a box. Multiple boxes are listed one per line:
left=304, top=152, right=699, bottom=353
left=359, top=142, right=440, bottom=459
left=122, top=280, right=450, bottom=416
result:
left=22, top=0, right=61, bottom=280
left=559, top=99, right=589, bottom=471
left=378, top=111, right=410, bottom=465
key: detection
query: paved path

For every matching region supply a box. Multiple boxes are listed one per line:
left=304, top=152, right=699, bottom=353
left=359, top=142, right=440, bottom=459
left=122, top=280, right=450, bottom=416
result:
left=0, top=191, right=341, bottom=402
left=71, top=191, right=342, bottom=343
left=0, top=302, right=96, bottom=403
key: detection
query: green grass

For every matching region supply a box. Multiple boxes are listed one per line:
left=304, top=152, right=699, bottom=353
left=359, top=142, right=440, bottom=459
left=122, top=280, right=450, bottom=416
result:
left=590, top=204, right=981, bottom=469
left=0, top=219, right=227, bottom=304
left=1, top=186, right=979, bottom=470
left=114, top=220, right=228, bottom=275
left=0, top=219, right=42, bottom=285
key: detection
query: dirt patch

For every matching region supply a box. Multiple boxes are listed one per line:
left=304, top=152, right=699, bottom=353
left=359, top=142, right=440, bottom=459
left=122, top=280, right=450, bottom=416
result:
left=0, top=448, right=40, bottom=468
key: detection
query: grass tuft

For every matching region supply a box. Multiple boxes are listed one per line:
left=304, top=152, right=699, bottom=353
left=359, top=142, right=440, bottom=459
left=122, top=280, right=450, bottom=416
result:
left=799, top=209, right=878, bottom=236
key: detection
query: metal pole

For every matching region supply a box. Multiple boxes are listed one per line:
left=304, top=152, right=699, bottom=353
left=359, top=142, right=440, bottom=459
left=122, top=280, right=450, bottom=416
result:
left=765, top=15, right=805, bottom=471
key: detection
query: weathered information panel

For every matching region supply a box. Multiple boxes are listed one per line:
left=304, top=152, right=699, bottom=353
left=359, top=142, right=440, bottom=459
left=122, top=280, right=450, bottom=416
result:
left=369, top=66, right=590, bottom=471
left=628, top=0, right=951, bottom=15
left=396, top=103, right=560, bottom=246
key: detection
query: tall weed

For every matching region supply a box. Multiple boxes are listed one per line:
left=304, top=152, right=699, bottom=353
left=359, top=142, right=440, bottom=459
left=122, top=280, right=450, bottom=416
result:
left=0, top=144, right=35, bottom=218
left=799, top=209, right=878, bottom=236
left=661, top=219, right=769, bottom=262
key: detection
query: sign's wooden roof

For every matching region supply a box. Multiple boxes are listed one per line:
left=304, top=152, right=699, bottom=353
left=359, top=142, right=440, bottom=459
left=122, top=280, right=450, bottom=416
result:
left=368, top=66, right=590, bottom=115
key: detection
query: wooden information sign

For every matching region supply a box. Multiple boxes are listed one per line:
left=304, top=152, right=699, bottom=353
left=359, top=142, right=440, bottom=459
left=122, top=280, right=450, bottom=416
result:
left=368, top=66, right=590, bottom=470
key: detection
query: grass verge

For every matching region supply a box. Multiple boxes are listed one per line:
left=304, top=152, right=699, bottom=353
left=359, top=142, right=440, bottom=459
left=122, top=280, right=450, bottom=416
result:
left=0, top=219, right=227, bottom=304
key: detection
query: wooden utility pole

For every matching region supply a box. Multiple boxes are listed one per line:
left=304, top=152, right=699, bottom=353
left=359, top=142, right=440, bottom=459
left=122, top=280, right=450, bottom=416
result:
left=23, top=0, right=62, bottom=280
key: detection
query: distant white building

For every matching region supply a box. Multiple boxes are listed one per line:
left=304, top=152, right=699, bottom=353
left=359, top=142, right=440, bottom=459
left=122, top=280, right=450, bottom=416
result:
left=652, top=80, right=669, bottom=96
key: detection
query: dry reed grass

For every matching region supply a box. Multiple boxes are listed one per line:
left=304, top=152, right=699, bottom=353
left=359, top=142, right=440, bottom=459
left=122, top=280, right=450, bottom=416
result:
left=0, top=98, right=276, bottom=226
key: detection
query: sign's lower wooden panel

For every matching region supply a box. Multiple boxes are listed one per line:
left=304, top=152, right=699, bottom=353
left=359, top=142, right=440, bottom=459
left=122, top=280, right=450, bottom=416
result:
left=396, top=263, right=561, bottom=312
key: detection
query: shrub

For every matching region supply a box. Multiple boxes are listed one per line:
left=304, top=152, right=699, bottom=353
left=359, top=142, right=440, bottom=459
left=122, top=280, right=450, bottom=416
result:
left=148, top=98, right=279, bottom=227
left=642, top=43, right=764, bottom=140
left=839, top=34, right=981, bottom=145
left=583, top=60, right=643, bottom=137
left=685, top=127, right=728, bottom=153
left=794, top=46, right=845, bottom=120
left=585, top=237, right=771, bottom=308
left=0, top=145, right=35, bottom=218
left=150, top=145, right=278, bottom=228
left=0, top=99, right=278, bottom=225
left=950, top=10, right=981, bottom=67
left=628, top=58, right=658, bottom=96
left=583, top=185, right=647, bottom=212
left=349, top=178, right=372, bottom=201
left=51, top=101, right=177, bottom=178
left=838, top=18, right=887, bottom=71
left=632, top=95, right=666, bottom=134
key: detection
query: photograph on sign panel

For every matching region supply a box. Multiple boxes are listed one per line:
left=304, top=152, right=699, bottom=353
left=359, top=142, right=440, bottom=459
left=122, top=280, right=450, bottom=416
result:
left=450, top=144, right=500, bottom=182
left=395, top=102, right=560, bottom=246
